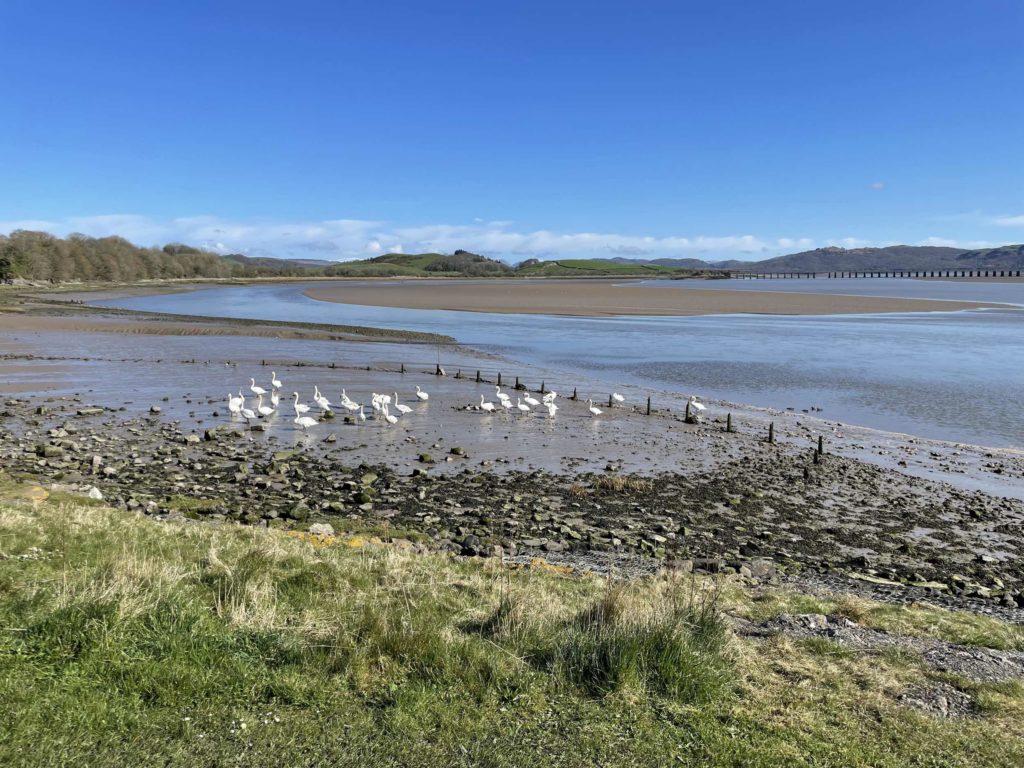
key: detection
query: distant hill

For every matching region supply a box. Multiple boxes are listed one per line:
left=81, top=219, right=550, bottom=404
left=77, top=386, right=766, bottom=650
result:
left=599, top=244, right=1024, bottom=274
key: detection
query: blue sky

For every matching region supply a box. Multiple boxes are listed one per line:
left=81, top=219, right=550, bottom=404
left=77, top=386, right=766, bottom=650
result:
left=1, top=0, right=1022, bottom=262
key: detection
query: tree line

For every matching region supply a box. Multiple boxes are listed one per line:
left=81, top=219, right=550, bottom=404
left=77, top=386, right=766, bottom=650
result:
left=0, top=230, right=312, bottom=283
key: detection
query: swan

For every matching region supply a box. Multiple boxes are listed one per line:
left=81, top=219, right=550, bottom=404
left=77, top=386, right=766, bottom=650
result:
left=516, top=397, right=530, bottom=414
left=416, top=385, right=429, bottom=401
left=294, top=415, right=318, bottom=431
left=314, top=386, right=332, bottom=411
left=393, top=393, right=412, bottom=415
left=611, top=392, right=625, bottom=403
left=270, top=390, right=280, bottom=408
left=250, top=378, right=266, bottom=397
left=271, top=371, right=282, bottom=389
left=496, top=386, right=512, bottom=405
left=545, top=402, right=558, bottom=418
left=257, top=394, right=275, bottom=418
left=357, top=405, right=366, bottom=422
left=586, top=399, right=602, bottom=417
left=523, top=394, right=540, bottom=407
left=240, top=405, right=257, bottom=425
left=382, top=404, right=398, bottom=425
left=370, top=393, right=383, bottom=412
left=292, top=392, right=310, bottom=416
left=479, top=395, right=495, bottom=413
left=228, top=392, right=243, bottom=415
left=688, top=395, right=706, bottom=412
left=542, top=391, right=558, bottom=404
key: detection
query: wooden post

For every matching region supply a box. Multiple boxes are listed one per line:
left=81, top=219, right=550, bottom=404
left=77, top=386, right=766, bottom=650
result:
left=476, top=370, right=481, bottom=383
left=455, top=369, right=462, bottom=379
left=817, top=435, right=824, bottom=456
left=497, top=372, right=502, bottom=386
left=436, top=364, right=442, bottom=376
left=646, top=395, right=651, bottom=416
left=608, top=394, right=613, bottom=408
left=540, top=380, right=546, bottom=394
left=685, top=400, right=691, bottom=421
left=726, top=413, right=733, bottom=433
left=768, top=421, right=775, bottom=444
left=813, top=447, right=820, bottom=465
left=803, top=465, right=811, bottom=481
left=572, top=387, right=577, bottom=401
left=400, top=363, right=405, bottom=374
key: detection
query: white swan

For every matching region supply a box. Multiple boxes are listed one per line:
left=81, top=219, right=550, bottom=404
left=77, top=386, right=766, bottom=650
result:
left=516, top=397, right=530, bottom=414
left=545, top=402, right=558, bottom=418
left=382, top=404, right=398, bottom=425
left=612, top=392, right=625, bottom=403
left=250, top=378, right=266, bottom=397
left=257, top=394, right=275, bottom=418
left=416, top=385, right=429, bottom=401
left=294, top=415, right=317, bottom=431
left=271, top=371, right=282, bottom=389
left=270, top=390, right=280, bottom=408
left=586, top=399, right=602, bottom=417
left=523, top=394, right=540, bottom=407
left=314, top=386, right=332, bottom=411
left=688, top=395, right=706, bottom=412
left=292, top=392, right=310, bottom=416
left=228, top=392, right=243, bottom=415
left=357, top=405, right=366, bottom=422
left=240, top=405, right=257, bottom=425
left=393, top=393, right=412, bottom=415
left=479, top=395, right=495, bottom=413
left=542, top=391, right=558, bottom=404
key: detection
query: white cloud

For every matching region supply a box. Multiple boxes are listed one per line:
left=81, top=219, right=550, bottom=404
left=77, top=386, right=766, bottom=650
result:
left=869, top=182, right=885, bottom=190
left=991, top=214, right=1024, bottom=227
left=1, top=214, right=1012, bottom=262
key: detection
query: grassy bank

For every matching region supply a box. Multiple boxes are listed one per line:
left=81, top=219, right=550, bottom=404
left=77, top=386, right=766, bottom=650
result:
left=0, top=483, right=1022, bottom=766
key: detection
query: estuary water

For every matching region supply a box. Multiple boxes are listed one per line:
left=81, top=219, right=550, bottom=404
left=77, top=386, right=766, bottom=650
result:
left=95, top=280, right=1024, bottom=448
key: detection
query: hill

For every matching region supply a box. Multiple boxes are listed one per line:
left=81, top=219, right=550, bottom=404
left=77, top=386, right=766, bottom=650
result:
left=601, top=244, right=1024, bottom=274
left=514, top=258, right=704, bottom=277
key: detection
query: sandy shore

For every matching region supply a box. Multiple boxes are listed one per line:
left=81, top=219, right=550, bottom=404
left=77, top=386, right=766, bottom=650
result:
left=304, top=279, right=1010, bottom=316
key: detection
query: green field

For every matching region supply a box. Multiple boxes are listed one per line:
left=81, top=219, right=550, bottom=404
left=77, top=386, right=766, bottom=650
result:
left=1, top=481, right=1021, bottom=766
left=514, top=259, right=693, bottom=277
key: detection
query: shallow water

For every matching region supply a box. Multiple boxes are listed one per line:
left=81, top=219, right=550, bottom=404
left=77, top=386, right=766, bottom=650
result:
left=95, top=281, right=1024, bottom=448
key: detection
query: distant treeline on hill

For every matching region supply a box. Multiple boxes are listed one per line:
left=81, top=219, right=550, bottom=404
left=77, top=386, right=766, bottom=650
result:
left=0, top=231, right=517, bottom=283
left=0, top=230, right=314, bottom=283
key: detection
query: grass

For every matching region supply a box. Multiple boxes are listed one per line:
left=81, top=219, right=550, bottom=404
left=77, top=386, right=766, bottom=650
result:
left=0, top=483, right=1022, bottom=766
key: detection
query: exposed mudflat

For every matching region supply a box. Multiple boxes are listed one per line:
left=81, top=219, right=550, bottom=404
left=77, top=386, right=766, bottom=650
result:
left=304, top=278, right=1011, bottom=316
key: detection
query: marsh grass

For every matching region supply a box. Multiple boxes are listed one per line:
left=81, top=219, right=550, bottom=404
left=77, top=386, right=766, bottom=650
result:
left=1, top=487, right=1022, bottom=767
left=592, top=474, right=654, bottom=494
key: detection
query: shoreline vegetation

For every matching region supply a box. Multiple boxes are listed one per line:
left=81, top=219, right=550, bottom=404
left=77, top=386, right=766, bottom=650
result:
left=1, top=477, right=1023, bottom=765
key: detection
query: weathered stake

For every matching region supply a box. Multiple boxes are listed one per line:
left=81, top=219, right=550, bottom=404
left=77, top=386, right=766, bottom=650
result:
left=572, top=387, right=578, bottom=401
left=817, top=435, right=825, bottom=455
left=476, top=370, right=481, bottom=383
left=608, top=394, right=613, bottom=408
left=768, top=421, right=775, bottom=444
left=726, top=413, right=733, bottom=432
left=540, top=380, right=546, bottom=394
left=400, top=363, right=405, bottom=374
left=646, top=395, right=651, bottom=416
left=497, top=372, right=502, bottom=386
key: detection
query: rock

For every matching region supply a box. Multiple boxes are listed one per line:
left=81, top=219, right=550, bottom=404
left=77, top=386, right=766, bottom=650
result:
left=418, top=453, right=434, bottom=464
left=450, top=446, right=466, bottom=456
left=86, top=486, right=103, bottom=501
left=35, top=445, right=63, bottom=458
left=461, top=534, right=481, bottom=555
left=361, top=472, right=378, bottom=486
left=185, top=434, right=200, bottom=445
left=308, top=523, right=335, bottom=537
left=150, top=406, right=162, bottom=414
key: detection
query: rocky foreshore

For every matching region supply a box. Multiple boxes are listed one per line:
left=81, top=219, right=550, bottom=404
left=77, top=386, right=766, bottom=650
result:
left=3, top=394, right=1022, bottom=619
